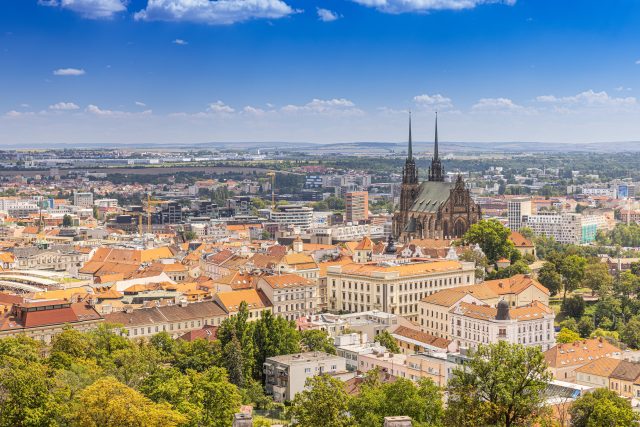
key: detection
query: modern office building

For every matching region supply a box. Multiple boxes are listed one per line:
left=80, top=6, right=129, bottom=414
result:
left=73, top=192, right=94, bottom=208
left=345, top=191, right=369, bottom=223
left=507, top=197, right=532, bottom=231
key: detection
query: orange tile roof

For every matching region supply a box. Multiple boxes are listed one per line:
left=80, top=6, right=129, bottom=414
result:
left=260, top=274, right=314, bottom=289
left=354, top=236, right=373, bottom=251
left=392, top=325, right=451, bottom=349
left=482, top=274, right=550, bottom=296
left=544, top=338, right=622, bottom=369
left=575, top=357, right=621, bottom=378
left=509, top=231, right=534, bottom=247
left=335, top=260, right=463, bottom=278
left=216, top=289, right=271, bottom=313
left=318, top=256, right=353, bottom=278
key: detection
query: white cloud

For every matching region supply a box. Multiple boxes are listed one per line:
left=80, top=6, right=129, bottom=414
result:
left=135, top=101, right=147, bottom=107
left=3, top=110, right=33, bottom=119
left=472, top=97, right=525, bottom=112
left=53, top=68, right=86, bottom=76
left=172, top=38, right=188, bottom=45
left=207, top=101, right=235, bottom=114
left=86, top=104, right=152, bottom=117
left=243, top=105, right=266, bottom=115
left=49, top=102, right=80, bottom=110
left=413, top=93, right=453, bottom=110
left=134, top=0, right=296, bottom=25
left=636, top=59, right=640, bottom=65
left=281, top=98, right=363, bottom=115
left=535, top=90, right=636, bottom=108
left=317, top=7, right=340, bottom=21
left=39, top=0, right=127, bottom=19
left=351, top=0, right=515, bottom=14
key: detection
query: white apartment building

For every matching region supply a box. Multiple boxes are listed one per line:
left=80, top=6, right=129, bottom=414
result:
left=264, top=352, right=347, bottom=402
left=581, top=186, right=617, bottom=198
left=521, top=212, right=604, bottom=244
left=450, top=300, right=555, bottom=352
left=94, top=198, right=119, bottom=208
left=507, top=198, right=532, bottom=231
left=327, top=260, right=475, bottom=322
left=73, top=192, right=94, bottom=208
left=261, top=205, right=314, bottom=230
left=308, top=223, right=385, bottom=243
left=0, top=198, right=40, bottom=217
left=256, top=274, right=319, bottom=321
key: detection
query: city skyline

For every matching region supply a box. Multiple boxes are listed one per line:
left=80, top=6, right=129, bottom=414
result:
left=1, top=0, right=640, bottom=145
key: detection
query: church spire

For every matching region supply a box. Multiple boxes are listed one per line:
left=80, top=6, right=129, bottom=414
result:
left=408, top=111, right=413, bottom=160
left=434, top=111, right=438, bottom=160
left=401, top=111, right=418, bottom=186
left=428, top=111, right=445, bottom=182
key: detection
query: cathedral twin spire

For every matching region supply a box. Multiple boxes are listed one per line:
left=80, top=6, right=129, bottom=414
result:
left=404, top=112, right=444, bottom=183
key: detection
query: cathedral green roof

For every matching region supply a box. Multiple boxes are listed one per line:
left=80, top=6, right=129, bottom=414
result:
left=409, top=181, right=455, bottom=213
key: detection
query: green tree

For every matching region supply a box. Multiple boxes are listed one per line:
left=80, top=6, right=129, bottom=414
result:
left=172, top=338, right=222, bottom=373
left=583, top=262, right=613, bottom=297
left=569, top=388, right=638, bottom=427
left=557, top=254, right=588, bottom=304
left=290, top=375, right=353, bottom=427
left=373, top=330, right=400, bottom=353
left=49, top=327, right=94, bottom=368
left=462, top=219, right=516, bottom=264
left=578, top=316, right=595, bottom=338
left=0, top=357, right=61, bottom=427
left=446, top=341, right=552, bottom=427
left=557, top=327, right=582, bottom=343
left=537, top=262, right=563, bottom=296
left=562, top=295, right=586, bottom=319
left=183, top=230, right=197, bottom=241
left=300, top=330, right=336, bottom=354
left=62, top=214, right=73, bottom=227
left=350, top=372, right=443, bottom=427
left=252, top=310, right=300, bottom=378
left=69, top=376, right=186, bottom=427
left=190, top=367, right=242, bottom=427
left=223, top=335, right=246, bottom=387
left=621, top=316, right=640, bottom=349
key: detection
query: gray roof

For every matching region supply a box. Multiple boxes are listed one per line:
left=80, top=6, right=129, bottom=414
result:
left=409, top=181, right=455, bottom=213
left=105, top=300, right=226, bottom=327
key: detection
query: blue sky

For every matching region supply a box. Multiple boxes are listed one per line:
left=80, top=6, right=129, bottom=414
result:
left=1, top=0, right=640, bottom=146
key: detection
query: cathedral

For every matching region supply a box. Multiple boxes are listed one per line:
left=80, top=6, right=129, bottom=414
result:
left=392, top=114, right=481, bottom=242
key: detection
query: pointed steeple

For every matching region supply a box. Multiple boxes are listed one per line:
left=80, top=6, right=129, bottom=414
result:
left=408, top=111, right=413, bottom=160
left=428, top=111, right=445, bottom=182
left=434, top=111, right=439, bottom=160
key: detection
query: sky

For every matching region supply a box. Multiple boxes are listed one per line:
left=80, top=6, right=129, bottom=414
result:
left=1, top=0, right=640, bottom=146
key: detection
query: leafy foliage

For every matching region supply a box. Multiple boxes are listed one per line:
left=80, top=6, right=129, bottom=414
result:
left=446, top=341, right=552, bottom=427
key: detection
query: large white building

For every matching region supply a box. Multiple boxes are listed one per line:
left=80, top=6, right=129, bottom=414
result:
left=507, top=198, right=532, bottom=231
left=264, top=352, right=347, bottom=402
left=327, top=259, right=475, bottom=322
left=261, top=205, right=314, bottom=230
left=73, top=192, right=94, bottom=208
left=450, top=300, right=555, bottom=351
left=521, top=212, right=605, bottom=244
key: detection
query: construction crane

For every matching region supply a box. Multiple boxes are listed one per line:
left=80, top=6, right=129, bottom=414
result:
left=266, top=171, right=276, bottom=209
left=146, top=194, right=164, bottom=234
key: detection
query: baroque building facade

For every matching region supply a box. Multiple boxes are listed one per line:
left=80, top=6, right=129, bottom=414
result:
left=393, top=114, right=481, bottom=242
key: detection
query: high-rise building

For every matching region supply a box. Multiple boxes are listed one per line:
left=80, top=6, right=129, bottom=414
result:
left=507, top=198, right=532, bottom=231
left=345, top=191, right=369, bottom=223
left=73, top=192, right=93, bottom=208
